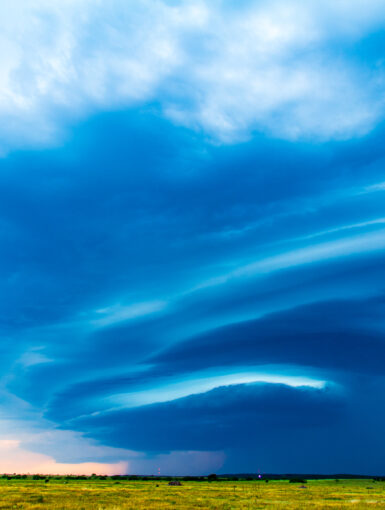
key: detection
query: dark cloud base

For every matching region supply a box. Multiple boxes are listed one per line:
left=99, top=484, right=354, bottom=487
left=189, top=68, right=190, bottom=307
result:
left=71, top=383, right=343, bottom=452
left=1, top=109, right=385, bottom=473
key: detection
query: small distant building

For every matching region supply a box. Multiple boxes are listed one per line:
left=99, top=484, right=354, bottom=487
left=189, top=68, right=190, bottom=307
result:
left=168, top=480, right=182, bottom=486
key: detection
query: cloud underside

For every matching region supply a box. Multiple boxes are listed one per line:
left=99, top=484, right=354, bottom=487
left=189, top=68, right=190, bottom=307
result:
left=1, top=1, right=385, bottom=474
left=0, top=107, right=384, bottom=472
left=42, top=295, right=385, bottom=464
left=0, top=0, right=385, bottom=152
left=71, top=383, right=342, bottom=451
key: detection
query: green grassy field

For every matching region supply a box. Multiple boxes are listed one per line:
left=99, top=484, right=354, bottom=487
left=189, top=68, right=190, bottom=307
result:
left=0, top=479, right=384, bottom=509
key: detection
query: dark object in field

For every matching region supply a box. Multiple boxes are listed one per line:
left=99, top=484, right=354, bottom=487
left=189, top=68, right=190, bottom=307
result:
left=289, top=478, right=307, bottom=483
left=168, top=480, right=182, bottom=486
left=299, top=485, right=307, bottom=489
left=45, top=479, right=49, bottom=483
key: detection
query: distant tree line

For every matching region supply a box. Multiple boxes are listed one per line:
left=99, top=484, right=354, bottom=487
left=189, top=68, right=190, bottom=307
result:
left=0, top=473, right=383, bottom=482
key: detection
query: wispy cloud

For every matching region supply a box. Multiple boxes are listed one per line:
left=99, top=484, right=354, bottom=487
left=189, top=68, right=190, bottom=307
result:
left=91, top=301, right=167, bottom=327
left=363, top=181, right=385, bottom=193
left=112, top=370, right=326, bottom=409
left=193, top=227, right=385, bottom=291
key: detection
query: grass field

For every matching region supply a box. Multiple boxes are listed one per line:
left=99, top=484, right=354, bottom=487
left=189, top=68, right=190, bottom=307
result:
left=0, top=478, right=384, bottom=509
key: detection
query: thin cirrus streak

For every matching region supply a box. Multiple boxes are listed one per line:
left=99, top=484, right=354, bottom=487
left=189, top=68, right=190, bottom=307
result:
left=111, top=371, right=327, bottom=409
left=80, top=222, right=385, bottom=337
left=191, top=227, right=385, bottom=292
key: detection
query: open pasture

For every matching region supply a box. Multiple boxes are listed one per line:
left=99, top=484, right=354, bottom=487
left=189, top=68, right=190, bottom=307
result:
left=0, top=478, right=384, bottom=509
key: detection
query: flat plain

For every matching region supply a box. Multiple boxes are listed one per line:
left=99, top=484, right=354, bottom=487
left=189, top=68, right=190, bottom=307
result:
left=0, top=478, right=385, bottom=509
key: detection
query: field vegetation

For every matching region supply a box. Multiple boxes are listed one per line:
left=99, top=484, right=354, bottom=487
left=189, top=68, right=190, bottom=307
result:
left=0, top=476, right=384, bottom=508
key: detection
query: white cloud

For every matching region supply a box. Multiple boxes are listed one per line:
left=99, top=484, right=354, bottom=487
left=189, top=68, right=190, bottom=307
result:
left=0, top=439, right=128, bottom=475
left=112, top=369, right=326, bottom=408
left=0, top=424, right=131, bottom=475
left=363, top=181, right=385, bottom=193
left=17, top=348, right=53, bottom=367
left=0, top=412, right=222, bottom=475
left=92, top=300, right=167, bottom=327
left=0, top=0, right=384, bottom=151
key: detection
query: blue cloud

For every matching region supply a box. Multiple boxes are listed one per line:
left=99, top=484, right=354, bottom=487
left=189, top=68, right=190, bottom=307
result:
left=69, top=382, right=344, bottom=452
left=0, top=6, right=385, bottom=473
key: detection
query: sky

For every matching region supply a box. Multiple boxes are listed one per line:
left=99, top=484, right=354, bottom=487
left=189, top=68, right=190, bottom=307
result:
left=0, top=0, right=385, bottom=476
